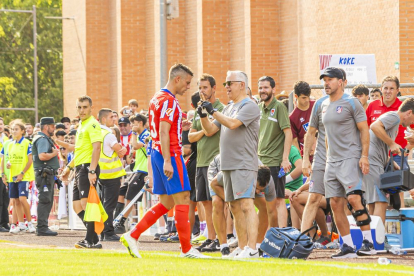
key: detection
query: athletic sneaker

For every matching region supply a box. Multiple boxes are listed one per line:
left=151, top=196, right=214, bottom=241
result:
left=331, top=243, right=357, bottom=259
left=221, top=246, right=230, bottom=257
left=114, top=223, right=126, bottom=235
left=234, top=246, right=259, bottom=259
left=160, top=233, right=175, bottom=242
left=201, top=239, right=220, bottom=252
left=27, top=224, right=36, bottom=233
left=195, top=239, right=213, bottom=251
left=191, top=234, right=207, bottom=245
left=180, top=247, right=212, bottom=259
left=120, top=231, right=141, bottom=258
left=74, top=240, right=103, bottom=249
left=356, top=239, right=377, bottom=256
left=314, top=236, right=331, bottom=249
left=224, top=247, right=242, bottom=258
left=9, top=224, right=21, bottom=234
left=228, top=237, right=238, bottom=248
left=167, top=233, right=180, bottom=243
left=154, top=232, right=169, bottom=241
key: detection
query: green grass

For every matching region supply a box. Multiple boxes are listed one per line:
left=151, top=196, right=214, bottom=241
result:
left=1, top=243, right=414, bottom=276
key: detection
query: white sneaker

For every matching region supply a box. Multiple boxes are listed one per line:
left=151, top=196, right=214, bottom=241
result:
left=120, top=231, right=141, bottom=258
left=234, top=246, right=259, bottom=259
left=180, top=247, right=212, bottom=259
left=27, top=224, right=36, bottom=233
left=225, top=247, right=242, bottom=258
left=228, top=237, right=238, bottom=248
left=10, top=224, right=20, bottom=234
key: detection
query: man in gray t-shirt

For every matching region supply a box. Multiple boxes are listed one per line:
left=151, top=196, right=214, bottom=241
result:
left=364, top=100, right=414, bottom=223
left=319, top=67, right=373, bottom=258
left=199, top=70, right=260, bottom=258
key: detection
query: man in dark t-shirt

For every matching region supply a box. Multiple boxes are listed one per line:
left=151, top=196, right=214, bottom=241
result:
left=289, top=81, right=314, bottom=157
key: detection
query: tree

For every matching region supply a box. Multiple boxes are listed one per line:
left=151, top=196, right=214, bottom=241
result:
left=0, top=0, right=62, bottom=125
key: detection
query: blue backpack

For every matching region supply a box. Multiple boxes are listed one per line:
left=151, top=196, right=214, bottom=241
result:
left=260, top=226, right=316, bottom=259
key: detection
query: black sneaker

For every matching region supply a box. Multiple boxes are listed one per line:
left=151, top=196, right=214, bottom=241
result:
left=36, top=229, right=58, bottom=236
left=114, top=224, right=126, bottom=235
left=201, top=239, right=220, bottom=252
left=356, top=239, right=377, bottom=256
left=331, top=243, right=357, bottom=259
left=75, top=239, right=103, bottom=249
left=103, top=234, right=120, bottom=242
left=221, top=246, right=230, bottom=256
left=0, top=226, right=9, bottom=232
left=195, top=239, right=213, bottom=252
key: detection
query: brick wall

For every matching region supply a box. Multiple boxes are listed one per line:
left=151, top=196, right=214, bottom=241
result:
left=63, top=0, right=413, bottom=117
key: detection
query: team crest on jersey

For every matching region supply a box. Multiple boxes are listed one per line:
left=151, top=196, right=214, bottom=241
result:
left=300, top=117, right=304, bottom=123
left=309, top=180, right=314, bottom=188
left=270, top=109, right=275, bottom=116
left=336, top=106, right=343, bottom=114
left=165, top=108, right=174, bottom=117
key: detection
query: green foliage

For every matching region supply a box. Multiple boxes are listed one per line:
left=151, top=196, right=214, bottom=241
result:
left=0, top=0, right=62, bottom=125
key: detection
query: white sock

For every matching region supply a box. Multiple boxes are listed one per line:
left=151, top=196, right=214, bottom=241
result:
left=202, top=224, right=208, bottom=238
left=19, top=222, right=25, bottom=228
left=362, top=230, right=373, bottom=243
left=342, top=234, right=354, bottom=247
left=158, top=226, right=165, bottom=233
left=220, top=243, right=229, bottom=250
left=28, top=221, right=33, bottom=226
left=256, top=243, right=261, bottom=250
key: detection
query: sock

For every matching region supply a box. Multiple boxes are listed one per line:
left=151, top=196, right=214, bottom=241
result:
left=85, top=222, right=97, bottom=244
left=158, top=226, right=165, bottom=233
left=200, top=221, right=206, bottom=232
left=114, top=202, right=124, bottom=218
left=227, top=233, right=234, bottom=240
left=131, top=203, right=169, bottom=240
left=256, top=243, right=261, bottom=250
left=342, top=234, right=354, bottom=247
left=220, top=243, right=229, bottom=250
left=174, top=205, right=192, bottom=254
left=19, top=222, right=25, bottom=229
left=202, top=223, right=208, bottom=238
left=119, top=216, right=127, bottom=226
left=77, top=211, right=87, bottom=227
left=28, top=221, right=33, bottom=226
left=362, top=230, right=373, bottom=243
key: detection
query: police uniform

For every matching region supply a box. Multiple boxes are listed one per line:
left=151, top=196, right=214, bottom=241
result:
left=32, top=117, right=60, bottom=235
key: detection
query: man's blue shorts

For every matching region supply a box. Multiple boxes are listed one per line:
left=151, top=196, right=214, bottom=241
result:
left=9, top=181, right=29, bottom=198
left=151, top=150, right=191, bottom=195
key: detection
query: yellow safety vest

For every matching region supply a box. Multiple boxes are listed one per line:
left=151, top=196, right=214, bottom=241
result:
left=7, top=137, right=35, bottom=182
left=98, top=128, right=126, bottom=180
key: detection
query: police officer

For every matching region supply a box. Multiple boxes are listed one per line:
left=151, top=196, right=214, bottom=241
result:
left=32, top=117, right=60, bottom=236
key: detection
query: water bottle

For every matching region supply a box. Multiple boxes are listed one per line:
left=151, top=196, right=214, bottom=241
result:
left=278, top=168, right=285, bottom=178
left=390, top=247, right=407, bottom=255
left=378, top=258, right=391, bottom=265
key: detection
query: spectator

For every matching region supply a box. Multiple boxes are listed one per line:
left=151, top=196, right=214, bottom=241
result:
left=352, top=84, right=370, bottom=110
left=25, top=123, right=34, bottom=142
left=61, top=117, right=71, bottom=134
left=370, top=88, right=382, bottom=101
left=120, top=99, right=139, bottom=117
left=112, top=111, right=119, bottom=126
left=257, top=75, right=292, bottom=228
left=290, top=81, right=314, bottom=155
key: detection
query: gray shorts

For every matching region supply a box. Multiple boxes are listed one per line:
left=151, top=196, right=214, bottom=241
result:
left=363, top=164, right=387, bottom=204
left=309, top=169, right=325, bottom=195
left=222, top=170, right=257, bottom=202
left=324, top=158, right=363, bottom=199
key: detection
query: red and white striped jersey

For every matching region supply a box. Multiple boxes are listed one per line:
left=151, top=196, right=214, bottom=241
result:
left=149, top=89, right=183, bottom=156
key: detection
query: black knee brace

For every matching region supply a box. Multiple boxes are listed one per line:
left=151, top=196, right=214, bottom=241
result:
left=346, top=190, right=371, bottom=227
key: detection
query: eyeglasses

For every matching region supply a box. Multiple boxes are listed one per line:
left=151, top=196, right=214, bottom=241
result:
left=222, top=81, right=242, bottom=87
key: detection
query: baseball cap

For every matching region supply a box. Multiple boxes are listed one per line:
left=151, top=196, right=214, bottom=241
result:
left=118, top=116, right=130, bottom=125
left=60, top=117, right=71, bottom=124
left=319, top=67, right=345, bottom=80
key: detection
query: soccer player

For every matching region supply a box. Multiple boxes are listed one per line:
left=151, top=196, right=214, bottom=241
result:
left=364, top=98, right=414, bottom=223
left=199, top=70, right=261, bottom=258
left=120, top=63, right=210, bottom=259
left=319, top=67, right=375, bottom=258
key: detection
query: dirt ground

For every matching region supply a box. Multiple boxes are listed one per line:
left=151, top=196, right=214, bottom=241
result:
left=1, top=230, right=414, bottom=267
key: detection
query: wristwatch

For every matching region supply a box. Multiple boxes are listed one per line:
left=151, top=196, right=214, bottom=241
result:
left=20, top=171, right=25, bottom=175
left=88, top=170, right=96, bottom=174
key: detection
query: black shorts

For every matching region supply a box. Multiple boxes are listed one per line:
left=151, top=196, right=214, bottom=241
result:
left=195, top=167, right=211, bottom=202
left=123, top=172, right=147, bottom=201
left=269, top=166, right=285, bottom=199
left=73, top=164, right=100, bottom=201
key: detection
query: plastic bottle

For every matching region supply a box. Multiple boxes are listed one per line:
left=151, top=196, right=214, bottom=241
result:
left=278, top=168, right=285, bottom=178
left=390, top=247, right=407, bottom=256
left=378, top=258, right=391, bottom=265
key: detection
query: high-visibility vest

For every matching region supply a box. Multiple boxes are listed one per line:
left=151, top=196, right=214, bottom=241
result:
left=98, top=128, right=126, bottom=180
left=7, top=137, right=35, bottom=182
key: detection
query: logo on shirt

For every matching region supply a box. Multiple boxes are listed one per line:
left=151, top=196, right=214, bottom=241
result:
left=270, top=109, right=275, bottom=117
left=336, top=106, right=343, bottom=114
left=165, top=108, right=174, bottom=117
left=374, top=110, right=382, bottom=114
left=303, top=122, right=309, bottom=132
left=300, top=117, right=304, bottom=123
left=309, top=180, right=314, bottom=188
